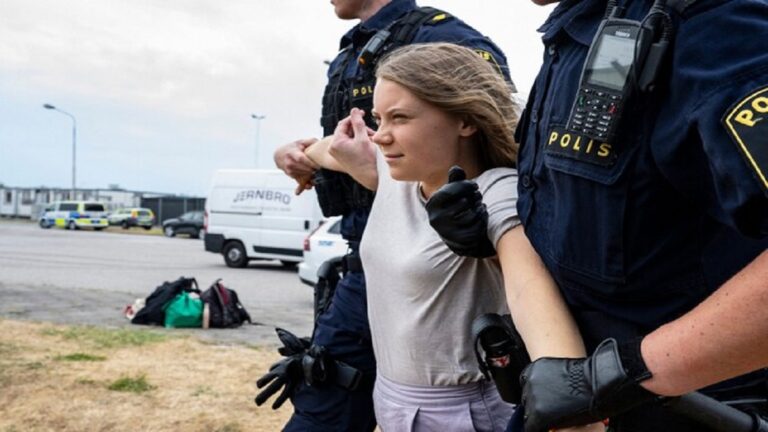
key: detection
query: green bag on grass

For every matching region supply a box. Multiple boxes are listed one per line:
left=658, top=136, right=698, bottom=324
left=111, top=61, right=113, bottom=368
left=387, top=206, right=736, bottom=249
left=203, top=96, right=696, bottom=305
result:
left=163, top=291, right=203, bottom=328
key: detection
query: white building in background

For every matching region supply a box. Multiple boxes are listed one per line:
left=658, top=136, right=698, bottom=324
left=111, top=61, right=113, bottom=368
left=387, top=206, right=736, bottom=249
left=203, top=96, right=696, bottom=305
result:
left=0, top=185, right=163, bottom=219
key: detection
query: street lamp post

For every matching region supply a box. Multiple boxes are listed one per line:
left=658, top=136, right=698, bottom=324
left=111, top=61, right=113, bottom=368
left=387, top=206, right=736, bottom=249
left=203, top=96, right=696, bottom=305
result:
left=251, top=113, right=266, bottom=168
left=43, top=104, right=77, bottom=198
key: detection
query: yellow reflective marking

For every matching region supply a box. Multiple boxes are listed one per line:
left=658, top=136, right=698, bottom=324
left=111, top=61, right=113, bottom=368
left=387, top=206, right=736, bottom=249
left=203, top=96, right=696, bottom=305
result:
left=432, top=13, right=447, bottom=22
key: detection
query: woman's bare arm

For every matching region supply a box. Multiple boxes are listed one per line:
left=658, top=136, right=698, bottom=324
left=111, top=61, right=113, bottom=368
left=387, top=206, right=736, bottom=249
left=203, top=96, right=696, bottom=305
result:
left=497, top=226, right=586, bottom=359
left=304, top=135, right=343, bottom=171
left=498, top=226, right=606, bottom=431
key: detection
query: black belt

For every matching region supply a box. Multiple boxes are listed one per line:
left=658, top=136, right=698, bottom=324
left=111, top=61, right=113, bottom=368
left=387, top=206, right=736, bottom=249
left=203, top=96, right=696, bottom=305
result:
left=342, top=254, right=363, bottom=274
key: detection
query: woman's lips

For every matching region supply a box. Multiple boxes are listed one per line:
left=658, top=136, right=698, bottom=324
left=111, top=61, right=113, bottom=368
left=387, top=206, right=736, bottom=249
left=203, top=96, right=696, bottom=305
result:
left=383, top=153, right=404, bottom=162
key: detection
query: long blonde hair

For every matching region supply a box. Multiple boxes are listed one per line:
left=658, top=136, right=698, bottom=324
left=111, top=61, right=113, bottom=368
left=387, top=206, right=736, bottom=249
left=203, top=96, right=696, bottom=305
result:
left=375, top=42, right=520, bottom=168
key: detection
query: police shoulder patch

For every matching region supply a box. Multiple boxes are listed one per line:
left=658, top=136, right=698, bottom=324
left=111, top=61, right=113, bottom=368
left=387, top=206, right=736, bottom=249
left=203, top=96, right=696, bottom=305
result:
left=722, top=85, right=768, bottom=192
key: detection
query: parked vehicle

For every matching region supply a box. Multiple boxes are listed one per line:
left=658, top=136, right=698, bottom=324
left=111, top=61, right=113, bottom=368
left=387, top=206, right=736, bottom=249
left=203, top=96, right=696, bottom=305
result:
left=204, top=169, right=323, bottom=268
left=38, top=201, right=109, bottom=230
left=298, top=216, right=346, bottom=286
left=108, top=207, right=155, bottom=229
left=162, top=211, right=205, bottom=238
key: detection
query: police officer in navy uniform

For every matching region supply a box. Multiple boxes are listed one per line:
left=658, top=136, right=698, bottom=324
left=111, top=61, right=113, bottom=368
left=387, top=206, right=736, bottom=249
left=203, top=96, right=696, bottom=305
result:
left=425, top=0, right=768, bottom=431
left=261, top=1, right=511, bottom=430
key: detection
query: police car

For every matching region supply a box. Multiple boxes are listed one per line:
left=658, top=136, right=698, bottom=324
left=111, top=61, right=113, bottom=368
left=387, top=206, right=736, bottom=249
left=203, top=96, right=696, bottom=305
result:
left=38, top=201, right=109, bottom=230
left=298, top=216, right=347, bottom=286
left=108, top=207, right=155, bottom=230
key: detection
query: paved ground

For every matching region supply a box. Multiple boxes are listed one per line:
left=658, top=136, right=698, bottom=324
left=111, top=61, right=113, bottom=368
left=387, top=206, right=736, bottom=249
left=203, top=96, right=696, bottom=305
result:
left=0, top=218, right=315, bottom=346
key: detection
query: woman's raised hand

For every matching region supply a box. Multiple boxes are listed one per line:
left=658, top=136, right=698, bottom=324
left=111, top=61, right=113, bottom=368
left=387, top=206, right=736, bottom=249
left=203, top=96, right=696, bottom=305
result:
left=330, top=107, right=376, bottom=168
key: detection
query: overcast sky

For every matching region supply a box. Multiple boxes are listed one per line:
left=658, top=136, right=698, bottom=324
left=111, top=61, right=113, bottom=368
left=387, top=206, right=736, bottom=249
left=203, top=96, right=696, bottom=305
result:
left=0, top=0, right=556, bottom=196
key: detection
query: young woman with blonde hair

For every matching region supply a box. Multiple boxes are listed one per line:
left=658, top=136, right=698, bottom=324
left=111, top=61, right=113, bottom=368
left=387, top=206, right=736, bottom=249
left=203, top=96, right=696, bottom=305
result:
left=304, top=43, right=601, bottom=432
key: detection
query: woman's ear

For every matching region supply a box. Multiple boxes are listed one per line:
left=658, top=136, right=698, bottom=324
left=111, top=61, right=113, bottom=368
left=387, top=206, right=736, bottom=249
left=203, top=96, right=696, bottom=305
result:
left=458, top=118, right=477, bottom=138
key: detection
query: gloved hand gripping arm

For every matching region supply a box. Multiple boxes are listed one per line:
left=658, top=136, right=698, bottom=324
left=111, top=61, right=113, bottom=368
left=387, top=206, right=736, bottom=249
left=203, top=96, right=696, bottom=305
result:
left=521, top=338, right=658, bottom=432
left=425, top=166, right=497, bottom=258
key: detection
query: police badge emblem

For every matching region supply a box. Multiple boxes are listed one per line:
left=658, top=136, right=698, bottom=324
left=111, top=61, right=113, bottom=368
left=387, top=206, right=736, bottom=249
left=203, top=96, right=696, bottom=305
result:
left=723, top=85, right=768, bottom=193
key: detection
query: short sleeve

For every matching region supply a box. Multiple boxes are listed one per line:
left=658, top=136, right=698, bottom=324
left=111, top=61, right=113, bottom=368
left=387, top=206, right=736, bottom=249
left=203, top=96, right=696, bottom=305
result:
left=477, top=168, right=521, bottom=247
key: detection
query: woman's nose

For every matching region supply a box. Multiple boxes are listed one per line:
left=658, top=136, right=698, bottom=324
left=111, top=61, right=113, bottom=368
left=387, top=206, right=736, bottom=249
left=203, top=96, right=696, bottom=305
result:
left=372, top=126, right=390, bottom=146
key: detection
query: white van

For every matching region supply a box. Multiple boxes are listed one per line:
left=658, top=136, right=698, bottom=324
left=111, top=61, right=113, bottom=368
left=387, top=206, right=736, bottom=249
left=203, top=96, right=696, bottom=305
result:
left=204, top=169, right=324, bottom=268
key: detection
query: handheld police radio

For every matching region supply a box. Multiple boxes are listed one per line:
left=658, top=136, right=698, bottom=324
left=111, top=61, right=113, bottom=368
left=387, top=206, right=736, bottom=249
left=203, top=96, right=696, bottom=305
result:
left=567, top=0, right=673, bottom=143
left=358, top=30, right=391, bottom=67
left=472, top=313, right=530, bottom=404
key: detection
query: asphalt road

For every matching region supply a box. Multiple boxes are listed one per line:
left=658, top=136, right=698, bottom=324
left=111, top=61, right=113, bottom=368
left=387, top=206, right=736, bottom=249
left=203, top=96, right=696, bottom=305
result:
left=0, top=219, right=315, bottom=346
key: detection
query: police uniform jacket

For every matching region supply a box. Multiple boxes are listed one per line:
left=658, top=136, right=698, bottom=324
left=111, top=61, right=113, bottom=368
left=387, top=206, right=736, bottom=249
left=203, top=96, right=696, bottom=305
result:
left=517, top=0, right=768, bottom=354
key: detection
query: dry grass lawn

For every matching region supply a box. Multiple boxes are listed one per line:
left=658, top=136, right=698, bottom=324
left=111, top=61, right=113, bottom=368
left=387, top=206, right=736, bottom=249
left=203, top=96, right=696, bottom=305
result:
left=0, top=319, right=292, bottom=432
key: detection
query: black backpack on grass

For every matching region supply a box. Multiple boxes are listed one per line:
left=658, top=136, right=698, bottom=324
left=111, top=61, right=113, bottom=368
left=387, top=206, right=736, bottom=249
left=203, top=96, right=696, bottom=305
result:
left=132, top=277, right=199, bottom=326
left=201, top=279, right=251, bottom=328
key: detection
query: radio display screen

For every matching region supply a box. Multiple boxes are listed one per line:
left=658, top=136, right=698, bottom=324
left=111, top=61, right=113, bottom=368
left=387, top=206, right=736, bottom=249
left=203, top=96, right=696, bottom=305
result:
left=585, top=33, right=635, bottom=90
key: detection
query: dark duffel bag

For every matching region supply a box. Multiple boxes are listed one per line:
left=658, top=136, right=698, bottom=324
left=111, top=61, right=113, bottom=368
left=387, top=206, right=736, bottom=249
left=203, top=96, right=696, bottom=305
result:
left=131, top=277, right=199, bottom=326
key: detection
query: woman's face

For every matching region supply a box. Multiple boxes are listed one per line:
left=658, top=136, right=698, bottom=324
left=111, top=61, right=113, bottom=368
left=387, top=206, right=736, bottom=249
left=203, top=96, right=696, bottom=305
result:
left=371, top=78, right=476, bottom=191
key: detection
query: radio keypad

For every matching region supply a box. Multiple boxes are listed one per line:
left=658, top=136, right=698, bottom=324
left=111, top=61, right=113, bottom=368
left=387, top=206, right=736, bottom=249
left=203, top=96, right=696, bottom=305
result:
left=571, top=87, right=622, bottom=140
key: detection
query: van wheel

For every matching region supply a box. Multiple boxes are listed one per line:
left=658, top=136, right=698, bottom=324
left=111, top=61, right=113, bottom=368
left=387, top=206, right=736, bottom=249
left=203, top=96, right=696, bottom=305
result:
left=280, top=260, right=297, bottom=268
left=223, top=242, right=248, bottom=268
left=121, top=221, right=130, bottom=229
left=39, top=219, right=51, bottom=229
left=191, top=229, right=200, bottom=239
left=67, top=221, right=77, bottom=230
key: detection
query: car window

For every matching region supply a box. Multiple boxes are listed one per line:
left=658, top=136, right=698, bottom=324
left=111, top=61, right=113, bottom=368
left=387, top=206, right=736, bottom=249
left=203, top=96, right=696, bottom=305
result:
left=60, top=203, right=78, bottom=211
left=328, top=221, right=342, bottom=234
left=84, top=203, right=105, bottom=212
left=137, top=210, right=150, bottom=217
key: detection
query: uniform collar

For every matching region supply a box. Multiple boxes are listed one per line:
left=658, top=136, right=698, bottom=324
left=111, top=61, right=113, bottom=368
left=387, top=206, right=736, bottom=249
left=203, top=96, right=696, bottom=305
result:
left=538, top=0, right=607, bottom=46
left=339, top=0, right=418, bottom=49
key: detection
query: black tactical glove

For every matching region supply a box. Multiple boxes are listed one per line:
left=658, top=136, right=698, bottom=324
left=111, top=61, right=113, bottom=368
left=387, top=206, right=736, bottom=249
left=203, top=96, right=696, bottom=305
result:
left=254, top=328, right=311, bottom=409
left=520, top=338, right=659, bottom=432
left=425, top=166, right=496, bottom=258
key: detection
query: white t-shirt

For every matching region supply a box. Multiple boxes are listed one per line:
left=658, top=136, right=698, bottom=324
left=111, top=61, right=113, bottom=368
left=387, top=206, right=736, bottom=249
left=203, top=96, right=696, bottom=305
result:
left=361, top=151, right=521, bottom=386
